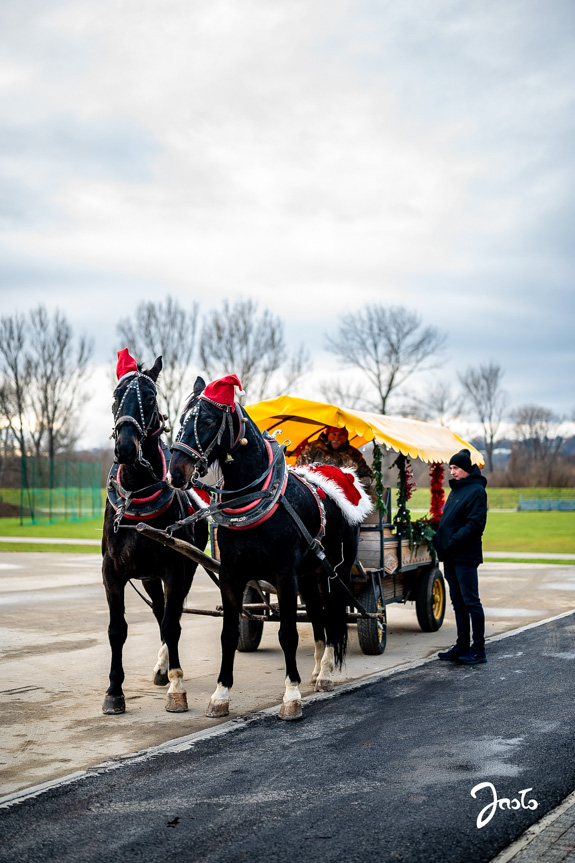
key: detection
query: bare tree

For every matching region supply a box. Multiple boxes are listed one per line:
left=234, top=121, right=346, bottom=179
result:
left=116, top=296, right=199, bottom=442
left=281, top=343, right=311, bottom=395
left=0, top=313, right=32, bottom=456
left=325, top=304, right=446, bottom=415
left=399, top=382, right=464, bottom=426
left=318, top=377, right=378, bottom=411
left=511, top=405, right=563, bottom=465
left=458, top=362, right=507, bottom=472
left=27, top=307, right=93, bottom=460
left=0, top=307, right=93, bottom=460
left=199, top=298, right=308, bottom=401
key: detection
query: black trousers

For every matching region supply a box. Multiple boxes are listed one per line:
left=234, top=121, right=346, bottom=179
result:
left=443, top=560, right=485, bottom=650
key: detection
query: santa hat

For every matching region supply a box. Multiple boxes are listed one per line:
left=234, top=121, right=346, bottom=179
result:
left=116, top=348, right=138, bottom=382
left=202, top=374, right=242, bottom=408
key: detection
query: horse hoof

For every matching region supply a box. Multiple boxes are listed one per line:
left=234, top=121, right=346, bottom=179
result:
left=102, top=695, right=125, bottom=715
left=206, top=700, right=229, bottom=718
left=314, top=679, right=334, bottom=692
left=153, top=670, right=169, bottom=687
left=278, top=700, right=303, bottom=721
left=166, top=692, right=188, bottom=713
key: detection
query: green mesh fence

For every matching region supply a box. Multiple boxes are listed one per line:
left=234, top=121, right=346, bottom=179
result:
left=19, top=457, right=103, bottom=524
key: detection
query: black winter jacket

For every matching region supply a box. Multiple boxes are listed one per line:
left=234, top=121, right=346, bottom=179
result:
left=433, top=467, right=488, bottom=564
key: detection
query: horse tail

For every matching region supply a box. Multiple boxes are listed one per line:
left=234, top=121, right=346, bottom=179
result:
left=326, top=587, right=349, bottom=669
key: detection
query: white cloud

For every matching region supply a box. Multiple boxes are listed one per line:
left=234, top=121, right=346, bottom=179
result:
left=0, top=0, right=573, bottom=436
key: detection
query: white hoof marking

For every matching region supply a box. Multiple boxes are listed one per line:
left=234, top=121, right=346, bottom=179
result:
left=311, top=640, right=325, bottom=683
left=315, top=645, right=335, bottom=691
left=153, top=643, right=169, bottom=675
left=167, top=668, right=185, bottom=694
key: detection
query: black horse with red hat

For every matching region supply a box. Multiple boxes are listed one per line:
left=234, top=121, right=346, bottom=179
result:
left=168, top=373, right=372, bottom=721
left=101, top=349, right=209, bottom=715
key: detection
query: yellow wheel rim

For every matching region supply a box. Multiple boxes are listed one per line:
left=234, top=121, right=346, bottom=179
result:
left=432, top=577, right=444, bottom=620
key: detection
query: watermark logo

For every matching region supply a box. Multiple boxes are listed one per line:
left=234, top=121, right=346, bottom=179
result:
left=471, top=782, right=539, bottom=829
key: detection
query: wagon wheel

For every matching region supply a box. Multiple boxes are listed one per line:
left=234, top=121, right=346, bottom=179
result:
left=356, top=582, right=387, bottom=655
left=415, top=565, right=446, bottom=632
left=237, top=584, right=265, bottom=652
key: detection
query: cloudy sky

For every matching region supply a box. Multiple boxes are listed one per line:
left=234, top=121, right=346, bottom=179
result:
left=1, top=0, right=574, bottom=447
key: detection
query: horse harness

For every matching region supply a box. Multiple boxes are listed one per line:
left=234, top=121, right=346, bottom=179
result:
left=107, top=438, right=204, bottom=537
left=109, top=372, right=205, bottom=536
left=171, top=393, right=248, bottom=483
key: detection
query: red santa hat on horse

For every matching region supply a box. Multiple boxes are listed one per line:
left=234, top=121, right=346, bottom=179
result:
left=116, top=348, right=138, bottom=382
left=201, top=374, right=243, bottom=409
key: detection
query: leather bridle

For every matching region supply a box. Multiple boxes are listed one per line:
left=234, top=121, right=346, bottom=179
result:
left=112, top=372, right=165, bottom=479
left=171, top=393, right=247, bottom=485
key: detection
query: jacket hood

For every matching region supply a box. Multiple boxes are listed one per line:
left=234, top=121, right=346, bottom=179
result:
left=449, top=464, right=487, bottom=490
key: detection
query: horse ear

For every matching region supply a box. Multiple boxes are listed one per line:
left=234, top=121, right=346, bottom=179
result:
left=193, top=376, right=206, bottom=396
left=147, top=356, right=163, bottom=382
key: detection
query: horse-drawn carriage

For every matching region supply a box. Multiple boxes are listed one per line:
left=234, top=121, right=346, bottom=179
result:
left=104, top=355, right=484, bottom=720
left=138, top=395, right=484, bottom=656
left=229, top=396, right=484, bottom=656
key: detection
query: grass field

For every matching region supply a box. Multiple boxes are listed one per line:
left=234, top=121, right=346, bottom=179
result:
left=0, top=508, right=573, bottom=555
left=483, top=512, right=575, bottom=553
left=0, top=517, right=103, bottom=539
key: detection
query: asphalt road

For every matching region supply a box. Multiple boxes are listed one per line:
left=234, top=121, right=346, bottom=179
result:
left=1, top=613, right=575, bottom=863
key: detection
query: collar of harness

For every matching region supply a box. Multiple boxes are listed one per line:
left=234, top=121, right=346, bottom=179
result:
left=209, top=436, right=287, bottom=530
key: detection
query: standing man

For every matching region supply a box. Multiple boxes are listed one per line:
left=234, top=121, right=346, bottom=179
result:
left=434, top=448, right=488, bottom=665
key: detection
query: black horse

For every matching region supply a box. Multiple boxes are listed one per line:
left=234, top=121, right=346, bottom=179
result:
left=101, top=353, right=208, bottom=715
left=168, top=374, right=362, bottom=721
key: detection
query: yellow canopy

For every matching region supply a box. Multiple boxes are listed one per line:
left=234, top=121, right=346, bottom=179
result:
left=246, top=395, right=485, bottom=467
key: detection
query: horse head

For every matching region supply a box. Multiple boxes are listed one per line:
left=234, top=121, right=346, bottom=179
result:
left=112, top=355, right=163, bottom=465
left=169, top=374, right=246, bottom=488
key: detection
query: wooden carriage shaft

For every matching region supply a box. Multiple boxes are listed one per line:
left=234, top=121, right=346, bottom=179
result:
left=135, top=522, right=221, bottom=574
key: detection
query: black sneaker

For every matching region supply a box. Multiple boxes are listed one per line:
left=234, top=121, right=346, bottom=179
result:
left=458, top=647, right=487, bottom=665
left=438, top=645, right=466, bottom=662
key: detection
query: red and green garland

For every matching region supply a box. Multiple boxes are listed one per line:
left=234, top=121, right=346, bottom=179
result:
left=392, top=454, right=437, bottom=549
left=429, top=462, right=445, bottom=528
left=372, top=442, right=387, bottom=518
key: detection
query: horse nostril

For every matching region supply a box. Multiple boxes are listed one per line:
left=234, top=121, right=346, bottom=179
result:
left=170, top=470, right=184, bottom=489
left=115, top=440, right=138, bottom=465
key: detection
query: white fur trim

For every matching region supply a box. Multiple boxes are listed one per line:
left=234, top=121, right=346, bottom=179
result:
left=291, top=465, right=373, bottom=525
left=187, top=488, right=210, bottom=510
left=117, top=371, right=137, bottom=384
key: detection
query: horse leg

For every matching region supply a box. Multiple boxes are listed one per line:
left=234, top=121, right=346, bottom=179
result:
left=206, top=570, right=243, bottom=718
left=161, top=574, right=193, bottom=713
left=102, top=563, right=128, bottom=715
left=276, top=572, right=303, bottom=721
left=314, top=644, right=336, bottom=692
left=298, top=578, right=326, bottom=685
left=142, top=578, right=170, bottom=686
